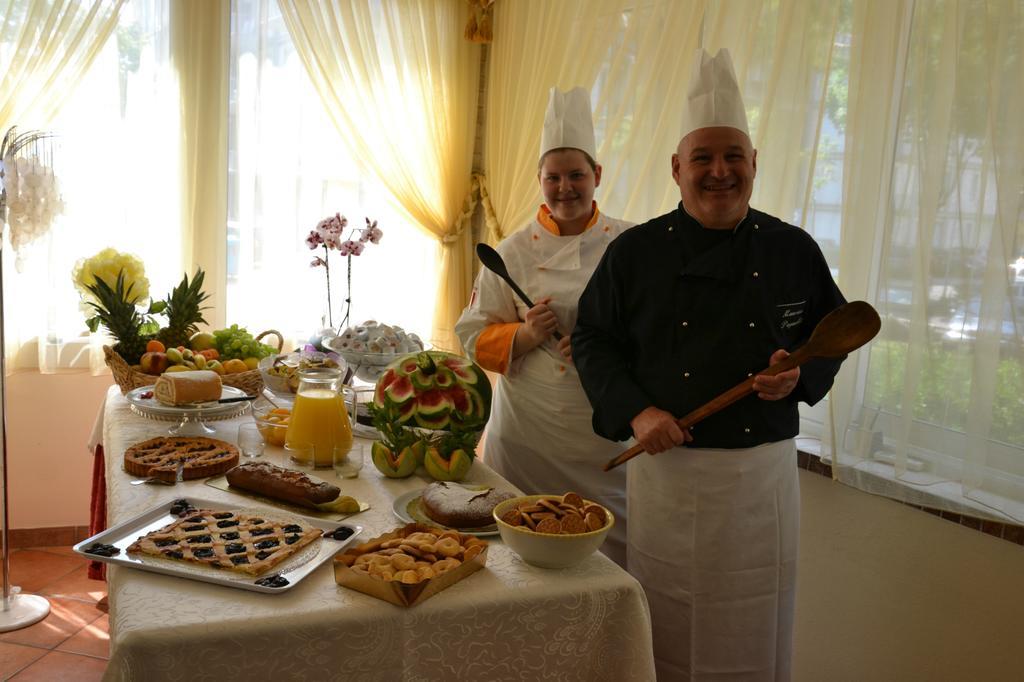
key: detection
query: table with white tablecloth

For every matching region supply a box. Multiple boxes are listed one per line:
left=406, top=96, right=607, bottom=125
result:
left=97, top=386, right=655, bottom=681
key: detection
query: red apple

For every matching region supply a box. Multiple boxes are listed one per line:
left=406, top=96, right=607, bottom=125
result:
left=140, top=351, right=169, bottom=375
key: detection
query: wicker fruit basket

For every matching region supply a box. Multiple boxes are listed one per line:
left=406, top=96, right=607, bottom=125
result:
left=104, top=330, right=283, bottom=397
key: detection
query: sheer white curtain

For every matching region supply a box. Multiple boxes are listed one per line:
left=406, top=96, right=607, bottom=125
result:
left=275, top=0, right=478, bottom=352
left=227, top=0, right=437, bottom=347
left=485, top=0, right=843, bottom=237
left=486, top=0, right=1024, bottom=519
left=7, top=0, right=182, bottom=374
left=824, top=0, right=1024, bottom=523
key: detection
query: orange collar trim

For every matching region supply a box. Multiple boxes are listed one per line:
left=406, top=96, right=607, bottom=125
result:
left=536, top=202, right=601, bottom=236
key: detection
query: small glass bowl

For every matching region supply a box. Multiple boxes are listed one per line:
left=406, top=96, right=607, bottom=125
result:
left=252, top=404, right=291, bottom=447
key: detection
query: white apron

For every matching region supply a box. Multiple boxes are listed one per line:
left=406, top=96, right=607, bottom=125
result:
left=456, top=210, right=634, bottom=567
left=628, top=439, right=799, bottom=681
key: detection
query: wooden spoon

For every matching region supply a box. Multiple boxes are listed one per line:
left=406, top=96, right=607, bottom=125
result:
left=476, top=244, right=563, bottom=341
left=603, top=300, right=881, bottom=472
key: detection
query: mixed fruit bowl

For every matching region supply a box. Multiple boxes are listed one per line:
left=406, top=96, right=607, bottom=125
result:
left=259, top=348, right=342, bottom=395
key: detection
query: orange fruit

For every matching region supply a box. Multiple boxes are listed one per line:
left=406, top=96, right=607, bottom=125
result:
left=146, top=339, right=166, bottom=353
left=222, top=359, right=248, bottom=374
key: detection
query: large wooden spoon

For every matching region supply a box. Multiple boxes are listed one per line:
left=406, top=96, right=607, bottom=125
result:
left=476, top=243, right=563, bottom=341
left=603, top=300, right=881, bottom=472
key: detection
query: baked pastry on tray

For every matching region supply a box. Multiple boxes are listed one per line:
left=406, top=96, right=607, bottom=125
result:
left=226, top=462, right=341, bottom=508
left=126, top=509, right=321, bottom=576
left=124, top=437, right=239, bottom=482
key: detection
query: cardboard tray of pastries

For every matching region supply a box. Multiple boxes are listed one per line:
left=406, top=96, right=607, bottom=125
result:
left=333, top=523, right=488, bottom=607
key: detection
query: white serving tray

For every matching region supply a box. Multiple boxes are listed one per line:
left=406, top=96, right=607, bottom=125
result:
left=74, top=496, right=362, bottom=594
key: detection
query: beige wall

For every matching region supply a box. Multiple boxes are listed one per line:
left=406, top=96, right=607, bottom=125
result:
left=4, top=371, right=111, bottom=529
left=795, top=470, right=1024, bottom=681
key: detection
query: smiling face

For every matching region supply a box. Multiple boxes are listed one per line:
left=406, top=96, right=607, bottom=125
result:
left=538, top=148, right=601, bottom=235
left=672, top=126, right=757, bottom=230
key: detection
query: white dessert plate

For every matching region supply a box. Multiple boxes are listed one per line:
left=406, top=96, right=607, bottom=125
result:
left=126, top=385, right=251, bottom=420
left=74, top=495, right=362, bottom=594
left=392, top=488, right=500, bottom=537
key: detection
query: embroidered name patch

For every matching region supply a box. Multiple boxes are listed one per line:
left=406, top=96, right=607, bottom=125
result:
left=777, top=300, right=806, bottom=332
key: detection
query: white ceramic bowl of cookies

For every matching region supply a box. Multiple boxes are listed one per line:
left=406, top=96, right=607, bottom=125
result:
left=492, top=494, right=614, bottom=569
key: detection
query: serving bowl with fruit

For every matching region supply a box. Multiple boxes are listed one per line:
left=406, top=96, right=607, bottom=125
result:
left=105, top=324, right=281, bottom=396
left=252, top=405, right=291, bottom=447
left=259, top=348, right=342, bottom=397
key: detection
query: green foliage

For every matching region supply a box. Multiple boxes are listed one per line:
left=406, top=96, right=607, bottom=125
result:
left=426, top=419, right=481, bottom=460
left=157, top=269, right=211, bottom=348
left=84, top=269, right=155, bottom=364
left=367, top=402, right=420, bottom=454
left=865, top=339, right=1024, bottom=447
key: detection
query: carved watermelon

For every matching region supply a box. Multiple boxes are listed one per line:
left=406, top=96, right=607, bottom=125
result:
left=373, top=351, right=491, bottom=430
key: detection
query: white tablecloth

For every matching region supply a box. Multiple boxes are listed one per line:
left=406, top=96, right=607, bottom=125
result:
left=99, top=386, right=655, bottom=681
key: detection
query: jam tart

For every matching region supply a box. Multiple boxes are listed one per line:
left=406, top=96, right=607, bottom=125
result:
left=124, top=436, right=240, bottom=482
left=126, top=509, right=321, bottom=576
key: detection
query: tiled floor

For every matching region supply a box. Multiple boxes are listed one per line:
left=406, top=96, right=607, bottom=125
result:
left=0, top=547, right=108, bottom=681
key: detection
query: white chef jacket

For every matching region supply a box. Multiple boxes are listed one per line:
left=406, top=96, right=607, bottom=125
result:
left=456, top=204, right=634, bottom=567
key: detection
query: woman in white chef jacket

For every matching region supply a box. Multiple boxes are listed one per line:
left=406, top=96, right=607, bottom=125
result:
left=455, top=87, right=633, bottom=567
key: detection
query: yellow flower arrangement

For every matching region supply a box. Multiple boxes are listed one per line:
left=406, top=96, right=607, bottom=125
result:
left=72, top=248, right=150, bottom=311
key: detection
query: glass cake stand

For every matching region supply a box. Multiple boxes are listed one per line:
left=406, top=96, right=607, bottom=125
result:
left=125, top=386, right=252, bottom=434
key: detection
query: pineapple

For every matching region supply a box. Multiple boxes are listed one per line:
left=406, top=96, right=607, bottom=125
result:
left=156, top=269, right=210, bottom=349
left=84, top=271, right=151, bottom=365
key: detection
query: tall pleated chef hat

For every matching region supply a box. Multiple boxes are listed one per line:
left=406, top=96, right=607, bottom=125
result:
left=680, top=48, right=749, bottom=140
left=539, top=86, right=597, bottom=162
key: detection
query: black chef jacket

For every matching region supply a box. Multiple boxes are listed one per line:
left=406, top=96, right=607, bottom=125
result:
left=573, top=204, right=847, bottom=449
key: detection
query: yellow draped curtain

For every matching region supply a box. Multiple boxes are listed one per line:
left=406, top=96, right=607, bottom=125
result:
left=170, top=0, right=230, bottom=330
left=0, top=0, right=124, bottom=372
left=0, top=0, right=124, bottom=130
left=277, top=0, right=480, bottom=353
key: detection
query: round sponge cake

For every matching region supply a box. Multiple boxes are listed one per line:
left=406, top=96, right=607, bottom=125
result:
left=420, top=482, right=514, bottom=529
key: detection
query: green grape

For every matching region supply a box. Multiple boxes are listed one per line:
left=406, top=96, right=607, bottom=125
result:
left=212, top=325, right=277, bottom=360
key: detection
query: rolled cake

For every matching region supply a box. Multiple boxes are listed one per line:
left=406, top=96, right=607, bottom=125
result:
left=154, top=370, right=222, bottom=406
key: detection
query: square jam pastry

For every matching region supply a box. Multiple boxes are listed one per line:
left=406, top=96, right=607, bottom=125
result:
left=127, top=509, right=321, bottom=576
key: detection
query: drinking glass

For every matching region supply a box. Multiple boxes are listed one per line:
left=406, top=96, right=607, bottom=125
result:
left=286, top=441, right=315, bottom=471
left=237, top=423, right=265, bottom=458
left=333, top=442, right=366, bottom=479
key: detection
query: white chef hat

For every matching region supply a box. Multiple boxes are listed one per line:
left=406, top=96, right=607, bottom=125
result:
left=680, top=48, right=749, bottom=140
left=539, top=86, right=597, bottom=163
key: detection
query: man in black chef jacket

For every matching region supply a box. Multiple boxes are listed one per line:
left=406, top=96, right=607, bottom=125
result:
left=573, top=48, right=846, bottom=682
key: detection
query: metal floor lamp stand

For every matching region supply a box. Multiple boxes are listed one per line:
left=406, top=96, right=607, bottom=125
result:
left=0, top=127, right=53, bottom=631
left=0, top=238, right=50, bottom=631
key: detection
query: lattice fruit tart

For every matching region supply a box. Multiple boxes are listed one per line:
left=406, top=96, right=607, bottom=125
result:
left=127, top=508, right=321, bottom=576
left=124, top=436, right=239, bottom=482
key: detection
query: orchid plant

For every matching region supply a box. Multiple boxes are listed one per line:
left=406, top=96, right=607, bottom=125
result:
left=306, top=214, right=382, bottom=329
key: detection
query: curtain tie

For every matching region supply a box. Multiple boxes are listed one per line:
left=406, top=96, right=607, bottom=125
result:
left=465, top=0, right=495, bottom=43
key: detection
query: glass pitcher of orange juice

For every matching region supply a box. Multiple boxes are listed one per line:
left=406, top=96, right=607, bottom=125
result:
left=285, top=368, right=353, bottom=468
